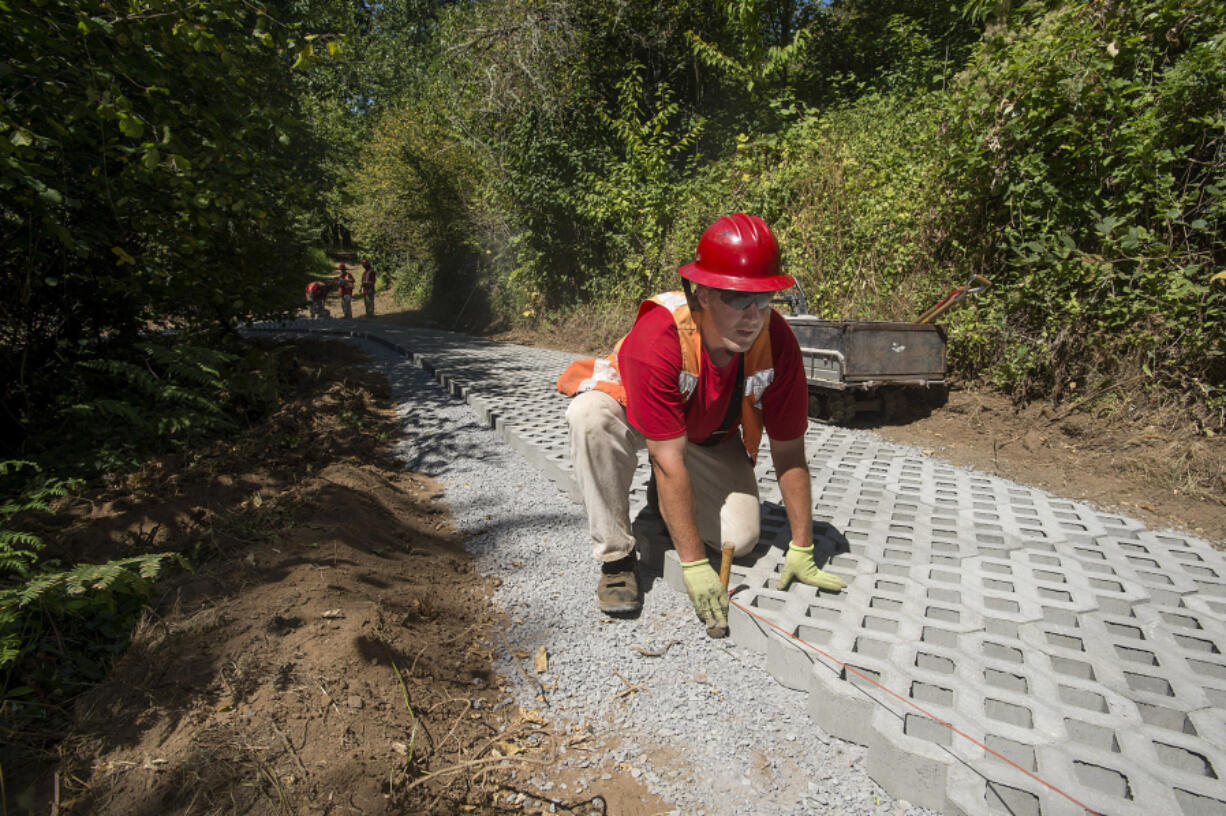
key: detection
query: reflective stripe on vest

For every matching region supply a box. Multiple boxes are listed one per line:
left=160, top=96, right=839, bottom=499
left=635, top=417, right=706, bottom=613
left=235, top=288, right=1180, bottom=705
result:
left=554, top=291, right=776, bottom=461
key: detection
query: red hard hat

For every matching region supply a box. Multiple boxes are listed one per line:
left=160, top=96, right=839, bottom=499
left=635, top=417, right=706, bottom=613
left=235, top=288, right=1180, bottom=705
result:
left=678, top=213, right=793, bottom=292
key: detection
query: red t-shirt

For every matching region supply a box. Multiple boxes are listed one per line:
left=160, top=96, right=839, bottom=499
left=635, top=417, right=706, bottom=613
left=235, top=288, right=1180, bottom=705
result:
left=617, top=305, right=808, bottom=443
left=337, top=272, right=355, bottom=296
left=361, top=266, right=376, bottom=292
left=306, top=281, right=327, bottom=299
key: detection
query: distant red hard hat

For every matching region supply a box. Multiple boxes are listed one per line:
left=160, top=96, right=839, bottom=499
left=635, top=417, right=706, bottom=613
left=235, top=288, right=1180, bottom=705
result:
left=678, top=213, right=793, bottom=292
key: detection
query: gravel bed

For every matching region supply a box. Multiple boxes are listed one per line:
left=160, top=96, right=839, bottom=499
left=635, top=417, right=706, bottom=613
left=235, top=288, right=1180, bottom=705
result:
left=346, top=336, right=943, bottom=816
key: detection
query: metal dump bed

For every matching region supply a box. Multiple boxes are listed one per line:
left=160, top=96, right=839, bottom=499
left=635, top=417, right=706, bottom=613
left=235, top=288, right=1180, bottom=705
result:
left=773, top=276, right=986, bottom=423
left=785, top=317, right=947, bottom=390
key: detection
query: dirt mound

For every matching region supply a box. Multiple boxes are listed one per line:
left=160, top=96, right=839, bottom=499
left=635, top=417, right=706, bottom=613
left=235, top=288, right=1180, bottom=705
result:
left=57, top=460, right=519, bottom=816
left=14, top=339, right=662, bottom=816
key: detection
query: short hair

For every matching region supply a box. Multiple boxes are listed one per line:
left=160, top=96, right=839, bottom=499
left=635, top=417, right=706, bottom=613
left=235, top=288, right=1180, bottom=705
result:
left=681, top=278, right=701, bottom=312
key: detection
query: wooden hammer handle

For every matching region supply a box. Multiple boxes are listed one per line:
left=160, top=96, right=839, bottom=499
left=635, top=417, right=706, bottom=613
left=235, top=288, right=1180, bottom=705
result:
left=719, top=543, right=734, bottom=592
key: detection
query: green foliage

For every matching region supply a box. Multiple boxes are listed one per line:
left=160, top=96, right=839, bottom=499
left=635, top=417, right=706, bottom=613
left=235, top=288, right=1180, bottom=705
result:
left=345, top=0, right=590, bottom=321
left=575, top=68, right=706, bottom=300
left=343, top=0, right=1220, bottom=419
left=665, top=90, right=954, bottom=321
left=295, top=0, right=450, bottom=241
left=0, top=0, right=335, bottom=455
left=688, top=0, right=814, bottom=97
left=41, top=338, right=236, bottom=475
left=0, top=462, right=78, bottom=581
left=0, top=335, right=311, bottom=755
left=0, top=460, right=184, bottom=710
left=0, top=552, right=183, bottom=723
left=943, top=0, right=1226, bottom=406
left=7, top=555, right=185, bottom=612
left=802, top=1, right=983, bottom=102
left=11, top=334, right=292, bottom=482
left=348, top=96, right=486, bottom=315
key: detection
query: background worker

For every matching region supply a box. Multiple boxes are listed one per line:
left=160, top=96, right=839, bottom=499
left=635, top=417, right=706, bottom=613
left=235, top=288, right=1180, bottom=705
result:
left=556, top=213, right=847, bottom=637
left=360, top=258, right=376, bottom=317
left=305, top=280, right=331, bottom=319
left=336, top=263, right=356, bottom=318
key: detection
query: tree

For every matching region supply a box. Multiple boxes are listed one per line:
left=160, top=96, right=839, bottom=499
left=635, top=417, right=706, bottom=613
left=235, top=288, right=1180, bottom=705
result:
left=943, top=0, right=1226, bottom=403
left=1, top=0, right=330, bottom=454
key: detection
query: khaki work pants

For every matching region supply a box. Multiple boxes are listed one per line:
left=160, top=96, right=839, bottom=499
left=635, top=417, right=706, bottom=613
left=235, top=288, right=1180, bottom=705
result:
left=566, top=390, right=760, bottom=563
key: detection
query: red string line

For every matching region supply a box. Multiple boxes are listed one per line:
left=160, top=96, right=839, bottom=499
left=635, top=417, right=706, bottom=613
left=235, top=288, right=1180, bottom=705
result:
left=728, top=593, right=1104, bottom=816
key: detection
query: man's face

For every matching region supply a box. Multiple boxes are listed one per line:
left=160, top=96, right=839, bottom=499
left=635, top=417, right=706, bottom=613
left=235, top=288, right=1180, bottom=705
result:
left=695, top=285, right=772, bottom=358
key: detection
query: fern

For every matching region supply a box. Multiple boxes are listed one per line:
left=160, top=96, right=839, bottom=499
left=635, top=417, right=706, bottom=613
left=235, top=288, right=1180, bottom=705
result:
left=0, top=461, right=37, bottom=477
left=77, top=357, right=163, bottom=397
left=67, top=398, right=145, bottom=425
left=0, top=552, right=187, bottom=674
left=63, top=338, right=242, bottom=468
left=0, top=461, right=80, bottom=580
left=8, top=554, right=184, bottom=606
left=0, top=605, right=19, bottom=669
left=0, top=533, right=40, bottom=578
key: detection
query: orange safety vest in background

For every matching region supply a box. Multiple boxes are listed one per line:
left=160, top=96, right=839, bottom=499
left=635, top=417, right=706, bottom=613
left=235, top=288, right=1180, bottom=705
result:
left=556, top=291, right=776, bottom=461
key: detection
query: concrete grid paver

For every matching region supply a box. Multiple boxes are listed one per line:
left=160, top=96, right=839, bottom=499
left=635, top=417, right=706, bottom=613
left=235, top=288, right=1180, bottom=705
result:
left=255, top=320, right=1226, bottom=816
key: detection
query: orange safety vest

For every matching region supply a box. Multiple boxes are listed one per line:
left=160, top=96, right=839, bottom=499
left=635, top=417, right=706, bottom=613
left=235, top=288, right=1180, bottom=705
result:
left=556, top=291, right=777, bottom=461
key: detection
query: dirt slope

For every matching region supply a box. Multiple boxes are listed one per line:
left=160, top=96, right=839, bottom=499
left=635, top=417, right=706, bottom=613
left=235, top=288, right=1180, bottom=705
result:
left=14, top=339, right=663, bottom=816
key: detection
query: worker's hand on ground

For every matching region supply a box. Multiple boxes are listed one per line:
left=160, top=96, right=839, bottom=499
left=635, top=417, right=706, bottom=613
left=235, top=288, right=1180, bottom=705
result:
left=778, top=542, right=847, bottom=592
left=680, top=559, right=728, bottom=630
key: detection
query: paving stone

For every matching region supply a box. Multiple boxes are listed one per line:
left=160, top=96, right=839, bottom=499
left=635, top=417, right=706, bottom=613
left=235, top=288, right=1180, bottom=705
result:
left=249, top=320, right=1226, bottom=816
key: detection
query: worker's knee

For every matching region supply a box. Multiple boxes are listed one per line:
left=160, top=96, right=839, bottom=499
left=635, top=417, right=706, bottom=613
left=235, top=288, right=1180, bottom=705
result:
left=567, top=391, right=627, bottom=441
left=720, top=492, right=760, bottom=557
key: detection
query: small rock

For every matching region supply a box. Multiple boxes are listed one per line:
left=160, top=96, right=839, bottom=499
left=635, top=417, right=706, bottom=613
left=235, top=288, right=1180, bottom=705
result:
left=346, top=696, right=363, bottom=709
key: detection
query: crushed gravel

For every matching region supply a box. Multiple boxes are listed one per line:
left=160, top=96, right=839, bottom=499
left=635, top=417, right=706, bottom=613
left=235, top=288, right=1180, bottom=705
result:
left=350, top=335, right=943, bottom=816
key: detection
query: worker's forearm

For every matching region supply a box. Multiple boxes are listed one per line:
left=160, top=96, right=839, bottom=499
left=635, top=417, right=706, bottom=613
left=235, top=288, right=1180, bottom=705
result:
left=777, top=463, right=813, bottom=546
left=651, top=456, right=707, bottom=563
left=772, top=437, right=813, bottom=547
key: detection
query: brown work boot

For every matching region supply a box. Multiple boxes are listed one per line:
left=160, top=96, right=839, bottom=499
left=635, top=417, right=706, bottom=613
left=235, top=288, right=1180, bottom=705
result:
left=597, top=553, right=641, bottom=615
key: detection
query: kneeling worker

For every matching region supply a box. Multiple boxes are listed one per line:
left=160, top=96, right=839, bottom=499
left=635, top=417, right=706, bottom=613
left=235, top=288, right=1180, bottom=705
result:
left=557, top=213, right=847, bottom=637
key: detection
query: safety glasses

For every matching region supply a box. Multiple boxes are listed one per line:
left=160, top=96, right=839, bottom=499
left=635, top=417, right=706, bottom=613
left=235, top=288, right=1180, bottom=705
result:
left=716, top=289, right=773, bottom=311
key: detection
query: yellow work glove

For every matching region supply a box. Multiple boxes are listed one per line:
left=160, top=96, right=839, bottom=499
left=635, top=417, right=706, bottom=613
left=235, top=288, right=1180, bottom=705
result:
left=778, top=542, right=847, bottom=592
left=680, top=560, right=729, bottom=633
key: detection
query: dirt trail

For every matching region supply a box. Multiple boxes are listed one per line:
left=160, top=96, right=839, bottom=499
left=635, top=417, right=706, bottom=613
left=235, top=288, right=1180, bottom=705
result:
left=356, top=294, right=1226, bottom=545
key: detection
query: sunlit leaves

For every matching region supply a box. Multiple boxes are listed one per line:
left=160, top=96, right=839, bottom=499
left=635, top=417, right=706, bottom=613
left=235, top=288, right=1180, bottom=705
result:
left=942, top=0, right=1226, bottom=405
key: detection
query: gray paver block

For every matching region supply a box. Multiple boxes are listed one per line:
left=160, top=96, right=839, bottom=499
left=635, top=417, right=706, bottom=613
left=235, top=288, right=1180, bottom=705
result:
left=247, top=321, right=1226, bottom=816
